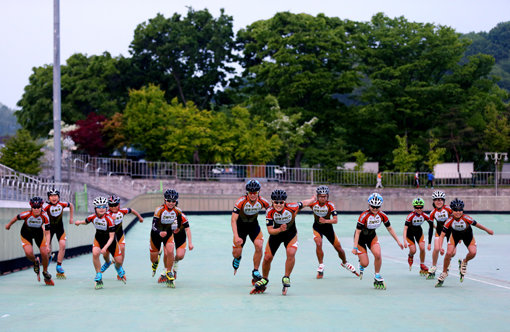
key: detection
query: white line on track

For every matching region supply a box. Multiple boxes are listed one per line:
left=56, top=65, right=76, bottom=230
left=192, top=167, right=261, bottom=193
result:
left=383, top=255, right=510, bottom=290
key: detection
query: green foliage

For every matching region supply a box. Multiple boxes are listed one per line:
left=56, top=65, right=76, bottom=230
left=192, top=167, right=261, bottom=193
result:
left=352, top=150, right=367, bottom=171
left=129, top=8, right=237, bottom=109
left=16, top=52, right=127, bottom=137
left=424, top=139, right=446, bottom=171
left=0, top=130, right=43, bottom=174
left=392, top=135, right=420, bottom=172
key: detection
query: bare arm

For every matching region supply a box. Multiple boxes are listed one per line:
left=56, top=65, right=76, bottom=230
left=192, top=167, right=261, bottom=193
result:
left=267, top=223, right=286, bottom=236
left=5, top=216, right=18, bottom=230
left=74, top=219, right=86, bottom=226
left=300, top=196, right=316, bottom=207
left=352, top=228, right=361, bottom=255
left=319, top=215, right=337, bottom=224
left=185, top=227, right=193, bottom=250
left=130, top=208, right=144, bottom=223
left=69, top=203, right=75, bottom=224
left=475, top=223, right=494, bottom=235
left=386, top=226, right=404, bottom=249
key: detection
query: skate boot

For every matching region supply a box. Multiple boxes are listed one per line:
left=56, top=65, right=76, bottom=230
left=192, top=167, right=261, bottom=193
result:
left=373, top=273, right=386, bottom=290
left=94, top=272, right=103, bottom=290
left=282, top=276, right=291, bottom=295
left=158, top=272, right=167, bottom=284
left=317, top=264, right=325, bottom=279
left=252, top=269, right=262, bottom=285
left=427, top=266, right=437, bottom=280
left=459, top=259, right=467, bottom=282
left=115, top=265, right=126, bottom=284
left=419, top=264, right=429, bottom=276
left=100, top=261, right=112, bottom=273
left=166, top=271, right=175, bottom=288
left=408, top=255, right=414, bottom=271
left=56, top=264, right=66, bottom=279
left=342, top=262, right=360, bottom=277
left=250, top=278, right=268, bottom=294
left=34, top=257, right=41, bottom=282
left=435, top=271, right=448, bottom=287
left=359, top=264, right=364, bottom=280
left=232, top=256, right=242, bottom=275
left=43, top=271, right=54, bottom=286
left=173, top=260, right=179, bottom=280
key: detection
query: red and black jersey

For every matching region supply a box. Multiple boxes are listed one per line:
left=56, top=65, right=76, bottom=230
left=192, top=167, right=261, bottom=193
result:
left=308, top=200, right=337, bottom=226
left=356, top=210, right=390, bottom=236
left=152, top=205, right=189, bottom=233
left=85, top=213, right=115, bottom=235
left=233, top=195, right=270, bottom=223
left=405, top=211, right=434, bottom=244
left=17, top=210, right=50, bottom=230
left=429, top=206, right=452, bottom=224
left=266, top=202, right=303, bottom=233
left=43, top=201, right=70, bottom=225
left=108, top=208, right=131, bottom=226
left=443, top=214, right=477, bottom=233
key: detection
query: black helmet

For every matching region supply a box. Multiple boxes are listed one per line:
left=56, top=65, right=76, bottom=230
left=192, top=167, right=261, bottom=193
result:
left=246, top=179, right=261, bottom=192
left=164, top=189, right=179, bottom=201
left=30, top=196, right=44, bottom=208
left=316, top=185, right=329, bottom=195
left=271, top=189, right=287, bottom=201
left=108, top=195, right=121, bottom=205
left=450, top=198, right=464, bottom=211
left=47, top=188, right=60, bottom=197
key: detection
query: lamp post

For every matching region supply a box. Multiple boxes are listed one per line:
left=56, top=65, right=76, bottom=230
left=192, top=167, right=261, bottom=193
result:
left=485, top=152, right=508, bottom=196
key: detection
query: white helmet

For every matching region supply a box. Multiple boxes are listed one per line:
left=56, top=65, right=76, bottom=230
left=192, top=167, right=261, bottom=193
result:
left=368, top=193, right=383, bottom=207
left=432, top=190, right=446, bottom=200
left=93, top=196, right=108, bottom=208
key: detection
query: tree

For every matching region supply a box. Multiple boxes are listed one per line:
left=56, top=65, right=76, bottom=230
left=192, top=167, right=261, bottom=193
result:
left=129, top=8, right=237, bottom=109
left=16, top=52, right=129, bottom=137
left=102, top=113, right=127, bottom=156
left=0, top=130, right=43, bottom=175
left=68, top=113, right=107, bottom=156
left=392, top=135, right=420, bottom=172
left=0, top=103, right=21, bottom=136
left=424, top=138, right=446, bottom=171
left=352, top=150, right=367, bottom=171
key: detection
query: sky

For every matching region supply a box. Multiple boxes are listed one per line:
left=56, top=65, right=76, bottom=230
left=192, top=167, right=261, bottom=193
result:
left=1, top=0, right=509, bottom=110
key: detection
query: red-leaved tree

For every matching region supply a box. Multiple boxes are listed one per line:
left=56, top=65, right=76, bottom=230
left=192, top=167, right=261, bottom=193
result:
left=68, top=113, right=107, bottom=156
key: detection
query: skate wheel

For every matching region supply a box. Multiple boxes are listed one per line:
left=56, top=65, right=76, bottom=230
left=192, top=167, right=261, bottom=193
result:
left=167, top=281, right=175, bottom=288
left=44, top=279, right=55, bottom=286
left=317, top=272, right=323, bottom=279
left=56, top=273, right=66, bottom=280
left=282, top=286, right=288, bottom=295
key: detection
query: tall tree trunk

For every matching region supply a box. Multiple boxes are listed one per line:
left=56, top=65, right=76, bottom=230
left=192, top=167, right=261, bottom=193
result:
left=173, top=72, right=187, bottom=106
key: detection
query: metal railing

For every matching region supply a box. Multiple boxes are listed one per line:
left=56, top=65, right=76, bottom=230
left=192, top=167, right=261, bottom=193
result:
left=0, top=163, right=71, bottom=202
left=38, top=154, right=510, bottom=188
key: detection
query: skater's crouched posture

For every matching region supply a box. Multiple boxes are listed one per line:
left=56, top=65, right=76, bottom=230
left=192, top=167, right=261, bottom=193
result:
left=352, top=193, right=403, bottom=289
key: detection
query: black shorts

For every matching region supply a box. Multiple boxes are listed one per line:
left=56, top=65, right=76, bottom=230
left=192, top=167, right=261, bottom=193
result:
left=150, top=230, right=173, bottom=253
left=50, top=221, right=66, bottom=242
left=313, top=223, right=336, bottom=245
left=450, top=229, right=474, bottom=247
left=94, top=233, right=119, bottom=257
left=435, top=221, right=452, bottom=241
left=406, top=226, right=424, bottom=244
left=20, top=225, right=45, bottom=248
left=267, top=229, right=297, bottom=256
left=174, top=229, right=187, bottom=249
left=237, top=221, right=262, bottom=247
left=357, top=230, right=378, bottom=252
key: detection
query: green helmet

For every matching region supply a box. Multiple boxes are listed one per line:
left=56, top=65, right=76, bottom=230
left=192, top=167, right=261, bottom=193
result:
left=412, top=197, right=425, bottom=207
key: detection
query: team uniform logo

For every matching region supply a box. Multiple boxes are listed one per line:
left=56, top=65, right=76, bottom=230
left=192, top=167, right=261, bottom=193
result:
left=273, top=210, right=294, bottom=225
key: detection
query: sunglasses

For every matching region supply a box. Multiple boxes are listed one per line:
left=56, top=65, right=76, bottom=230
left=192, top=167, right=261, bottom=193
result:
left=109, top=203, right=119, bottom=207
left=32, top=206, right=42, bottom=209
left=95, top=205, right=108, bottom=209
left=248, top=191, right=259, bottom=195
left=165, top=199, right=176, bottom=203
left=414, top=206, right=424, bottom=209
left=273, top=201, right=285, bottom=204
left=369, top=205, right=380, bottom=209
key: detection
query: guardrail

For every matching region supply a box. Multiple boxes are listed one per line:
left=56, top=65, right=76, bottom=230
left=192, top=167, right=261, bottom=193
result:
left=36, top=154, right=510, bottom=188
left=0, top=163, right=71, bottom=202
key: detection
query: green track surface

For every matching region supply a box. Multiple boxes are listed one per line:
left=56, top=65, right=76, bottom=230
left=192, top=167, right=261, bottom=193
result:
left=1, top=214, right=509, bottom=331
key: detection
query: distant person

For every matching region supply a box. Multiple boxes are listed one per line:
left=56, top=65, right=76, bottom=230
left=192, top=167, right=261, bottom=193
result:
left=435, top=198, right=494, bottom=287
left=375, top=172, right=383, bottom=189
left=414, top=171, right=420, bottom=188
left=231, top=179, right=270, bottom=285
left=426, top=172, right=435, bottom=188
